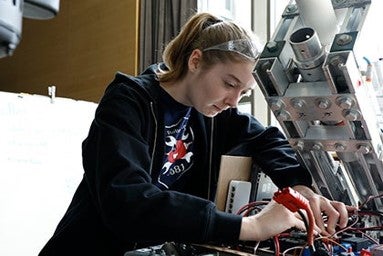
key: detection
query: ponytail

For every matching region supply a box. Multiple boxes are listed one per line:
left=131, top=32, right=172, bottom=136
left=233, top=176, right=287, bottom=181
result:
left=158, top=12, right=256, bottom=83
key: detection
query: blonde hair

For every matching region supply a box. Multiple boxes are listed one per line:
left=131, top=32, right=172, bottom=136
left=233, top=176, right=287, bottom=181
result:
left=157, top=12, right=257, bottom=83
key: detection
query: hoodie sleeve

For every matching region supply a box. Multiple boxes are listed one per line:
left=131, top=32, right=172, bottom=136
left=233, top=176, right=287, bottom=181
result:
left=214, top=108, right=313, bottom=189
left=82, top=79, right=242, bottom=245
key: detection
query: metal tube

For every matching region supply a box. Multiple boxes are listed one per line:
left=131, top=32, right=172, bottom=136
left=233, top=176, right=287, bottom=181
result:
left=295, top=0, right=338, bottom=46
left=289, top=27, right=326, bottom=82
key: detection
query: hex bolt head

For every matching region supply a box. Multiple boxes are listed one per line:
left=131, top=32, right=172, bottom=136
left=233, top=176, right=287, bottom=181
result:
left=337, top=96, right=354, bottom=109
left=277, top=110, right=290, bottom=121
left=317, top=99, right=330, bottom=109
left=357, top=145, right=371, bottom=154
left=337, top=34, right=353, bottom=46
left=291, top=98, right=305, bottom=109
left=312, top=143, right=322, bottom=150
left=295, top=141, right=304, bottom=151
left=335, top=143, right=345, bottom=151
left=266, top=41, right=278, bottom=52
left=343, top=109, right=360, bottom=121
left=270, top=100, right=283, bottom=111
left=286, top=4, right=298, bottom=13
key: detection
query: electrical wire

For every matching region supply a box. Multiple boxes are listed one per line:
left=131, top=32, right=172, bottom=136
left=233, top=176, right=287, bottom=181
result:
left=252, top=241, right=261, bottom=255
left=236, top=192, right=383, bottom=256
left=359, top=192, right=383, bottom=209
left=273, top=187, right=316, bottom=250
left=273, top=235, right=280, bottom=256
left=282, top=245, right=304, bottom=256
left=236, top=201, right=269, bottom=216
left=297, top=209, right=309, bottom=233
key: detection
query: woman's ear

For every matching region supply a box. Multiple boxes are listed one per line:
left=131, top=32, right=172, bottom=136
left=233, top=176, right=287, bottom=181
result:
left=188, top=49, right=203, bottom=72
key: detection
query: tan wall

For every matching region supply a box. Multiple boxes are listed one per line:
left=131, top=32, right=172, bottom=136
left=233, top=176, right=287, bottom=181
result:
left=0, top=0, right=139, bottom=102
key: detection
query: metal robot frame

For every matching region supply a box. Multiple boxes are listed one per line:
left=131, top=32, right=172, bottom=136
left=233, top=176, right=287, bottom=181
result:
left=253, top=0, right=383, bottom=211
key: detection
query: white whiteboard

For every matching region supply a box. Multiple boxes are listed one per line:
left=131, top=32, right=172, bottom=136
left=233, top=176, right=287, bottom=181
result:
left=0, top=91, right=97, bottom=256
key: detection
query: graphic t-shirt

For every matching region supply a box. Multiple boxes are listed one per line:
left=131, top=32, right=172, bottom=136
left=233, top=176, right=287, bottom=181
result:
left=155, top=87, right=194, bottom=189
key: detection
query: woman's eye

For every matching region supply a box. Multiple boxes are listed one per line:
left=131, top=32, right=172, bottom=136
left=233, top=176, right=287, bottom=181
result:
left=225, top=81, right=236, bottom=88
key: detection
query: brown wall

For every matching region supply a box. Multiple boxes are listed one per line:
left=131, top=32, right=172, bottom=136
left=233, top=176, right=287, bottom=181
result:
left=0, top=0, right=139, bottom=102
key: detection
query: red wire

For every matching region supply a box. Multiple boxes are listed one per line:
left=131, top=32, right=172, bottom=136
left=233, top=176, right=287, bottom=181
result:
left=273, top=235, right=280, bottom=256
left=303, top=204, right=315, bottom=247
left=273, top=187, right=315, bottom=247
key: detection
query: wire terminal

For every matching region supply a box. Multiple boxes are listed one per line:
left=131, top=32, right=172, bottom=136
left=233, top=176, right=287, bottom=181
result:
left=273, top=187, right=309, bottom=212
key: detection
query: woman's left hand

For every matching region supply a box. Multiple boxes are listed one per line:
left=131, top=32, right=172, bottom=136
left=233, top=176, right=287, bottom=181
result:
left=292, top=185, right=357, bottom=236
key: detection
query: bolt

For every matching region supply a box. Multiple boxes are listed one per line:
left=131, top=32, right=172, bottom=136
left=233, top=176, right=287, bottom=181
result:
left=337, top=34, right=353, bottom=46
left=335, top=143, right=346, bottom=151
left=277, top=110, right=290, bottom=121
left=343, top=109, right=360, bottom=121
left=357, top=145, right=371, bottom=154
left=266, top=41, right=278, bottom=52
left=261, top=61, right=272, bottom=72
left=312, top=143, right=322, bottom=150
left=318, top=99, right=330, bottom=109
left=337, top=97, right=353, bottom=109
left=295, top=141, right=304, bottom=151
left=330, top=56, right=345, bottom=70
left=291, top=98, right=304, bottom=109
left=286, top=4, right=298, bottom=13
left=270, top=100, right=283, bottom=111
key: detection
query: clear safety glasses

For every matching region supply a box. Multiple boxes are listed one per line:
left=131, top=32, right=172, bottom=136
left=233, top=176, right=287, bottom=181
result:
left=203, top=39, right=259, bottom=61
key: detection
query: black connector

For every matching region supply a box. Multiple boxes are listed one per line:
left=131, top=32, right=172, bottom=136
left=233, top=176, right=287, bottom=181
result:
left=312, top=240, right=331, bottom=256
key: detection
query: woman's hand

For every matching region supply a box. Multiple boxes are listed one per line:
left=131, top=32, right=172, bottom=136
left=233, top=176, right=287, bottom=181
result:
left=292, top=185, right=357, bottom=236
left=239, top=200, right=306, bottom=241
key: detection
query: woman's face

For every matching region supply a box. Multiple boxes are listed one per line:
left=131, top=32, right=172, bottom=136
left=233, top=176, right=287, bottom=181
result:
left=186, top=50, right=256, bottom=117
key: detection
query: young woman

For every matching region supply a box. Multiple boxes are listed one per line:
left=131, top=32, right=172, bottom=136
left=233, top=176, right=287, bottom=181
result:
left=39, top=12, right=352, bottom=256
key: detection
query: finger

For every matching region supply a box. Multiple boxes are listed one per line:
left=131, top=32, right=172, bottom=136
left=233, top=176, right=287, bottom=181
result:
left=309, top=198, right=328, bottom=234
left=324, top=207, right=339, bottom=235
left=314, top=223, right=321, bottom=235
left=316, top=197, right=341, bottom=235
left=346, top=205, right=359, bottom=213
left=331, top=201, right=348, bottom=228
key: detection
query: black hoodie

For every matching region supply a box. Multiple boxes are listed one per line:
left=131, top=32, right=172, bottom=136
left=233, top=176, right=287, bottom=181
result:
left=39, top=64, right=312, bottom=256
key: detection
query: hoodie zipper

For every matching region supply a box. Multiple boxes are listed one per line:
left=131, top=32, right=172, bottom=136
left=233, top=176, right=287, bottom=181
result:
left=149, top=101, right=158, bottom=175
left=207, top=117, right=214, bottom=200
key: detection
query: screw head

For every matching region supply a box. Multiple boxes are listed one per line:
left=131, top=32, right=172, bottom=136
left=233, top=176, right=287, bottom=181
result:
left=312, top=143, right=322, bottom=150
left=270, top=99, right=283, bottom=111
left=291, top=98, right=305, bottom=109
left=295, top=141, right=304, bottom=151
left=317, top=99, right=330, bottom=109
left=343, top=109, right=360, bottom=121
left=357, top=145, right=371, bottom=154
left=266, top=41, right=278, bottom=52
left=277, top=110, right=290, bottom=121
left=337, top=34, right=353, bottom=46
left=337, top=97, right=354, bottom=109
left=335, top=143, right=346, bottom=151
left=286, top=4, right=298, bottom=13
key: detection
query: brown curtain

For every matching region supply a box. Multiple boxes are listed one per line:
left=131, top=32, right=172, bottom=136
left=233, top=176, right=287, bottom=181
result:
left=139, top=0, right=198, bottom=73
